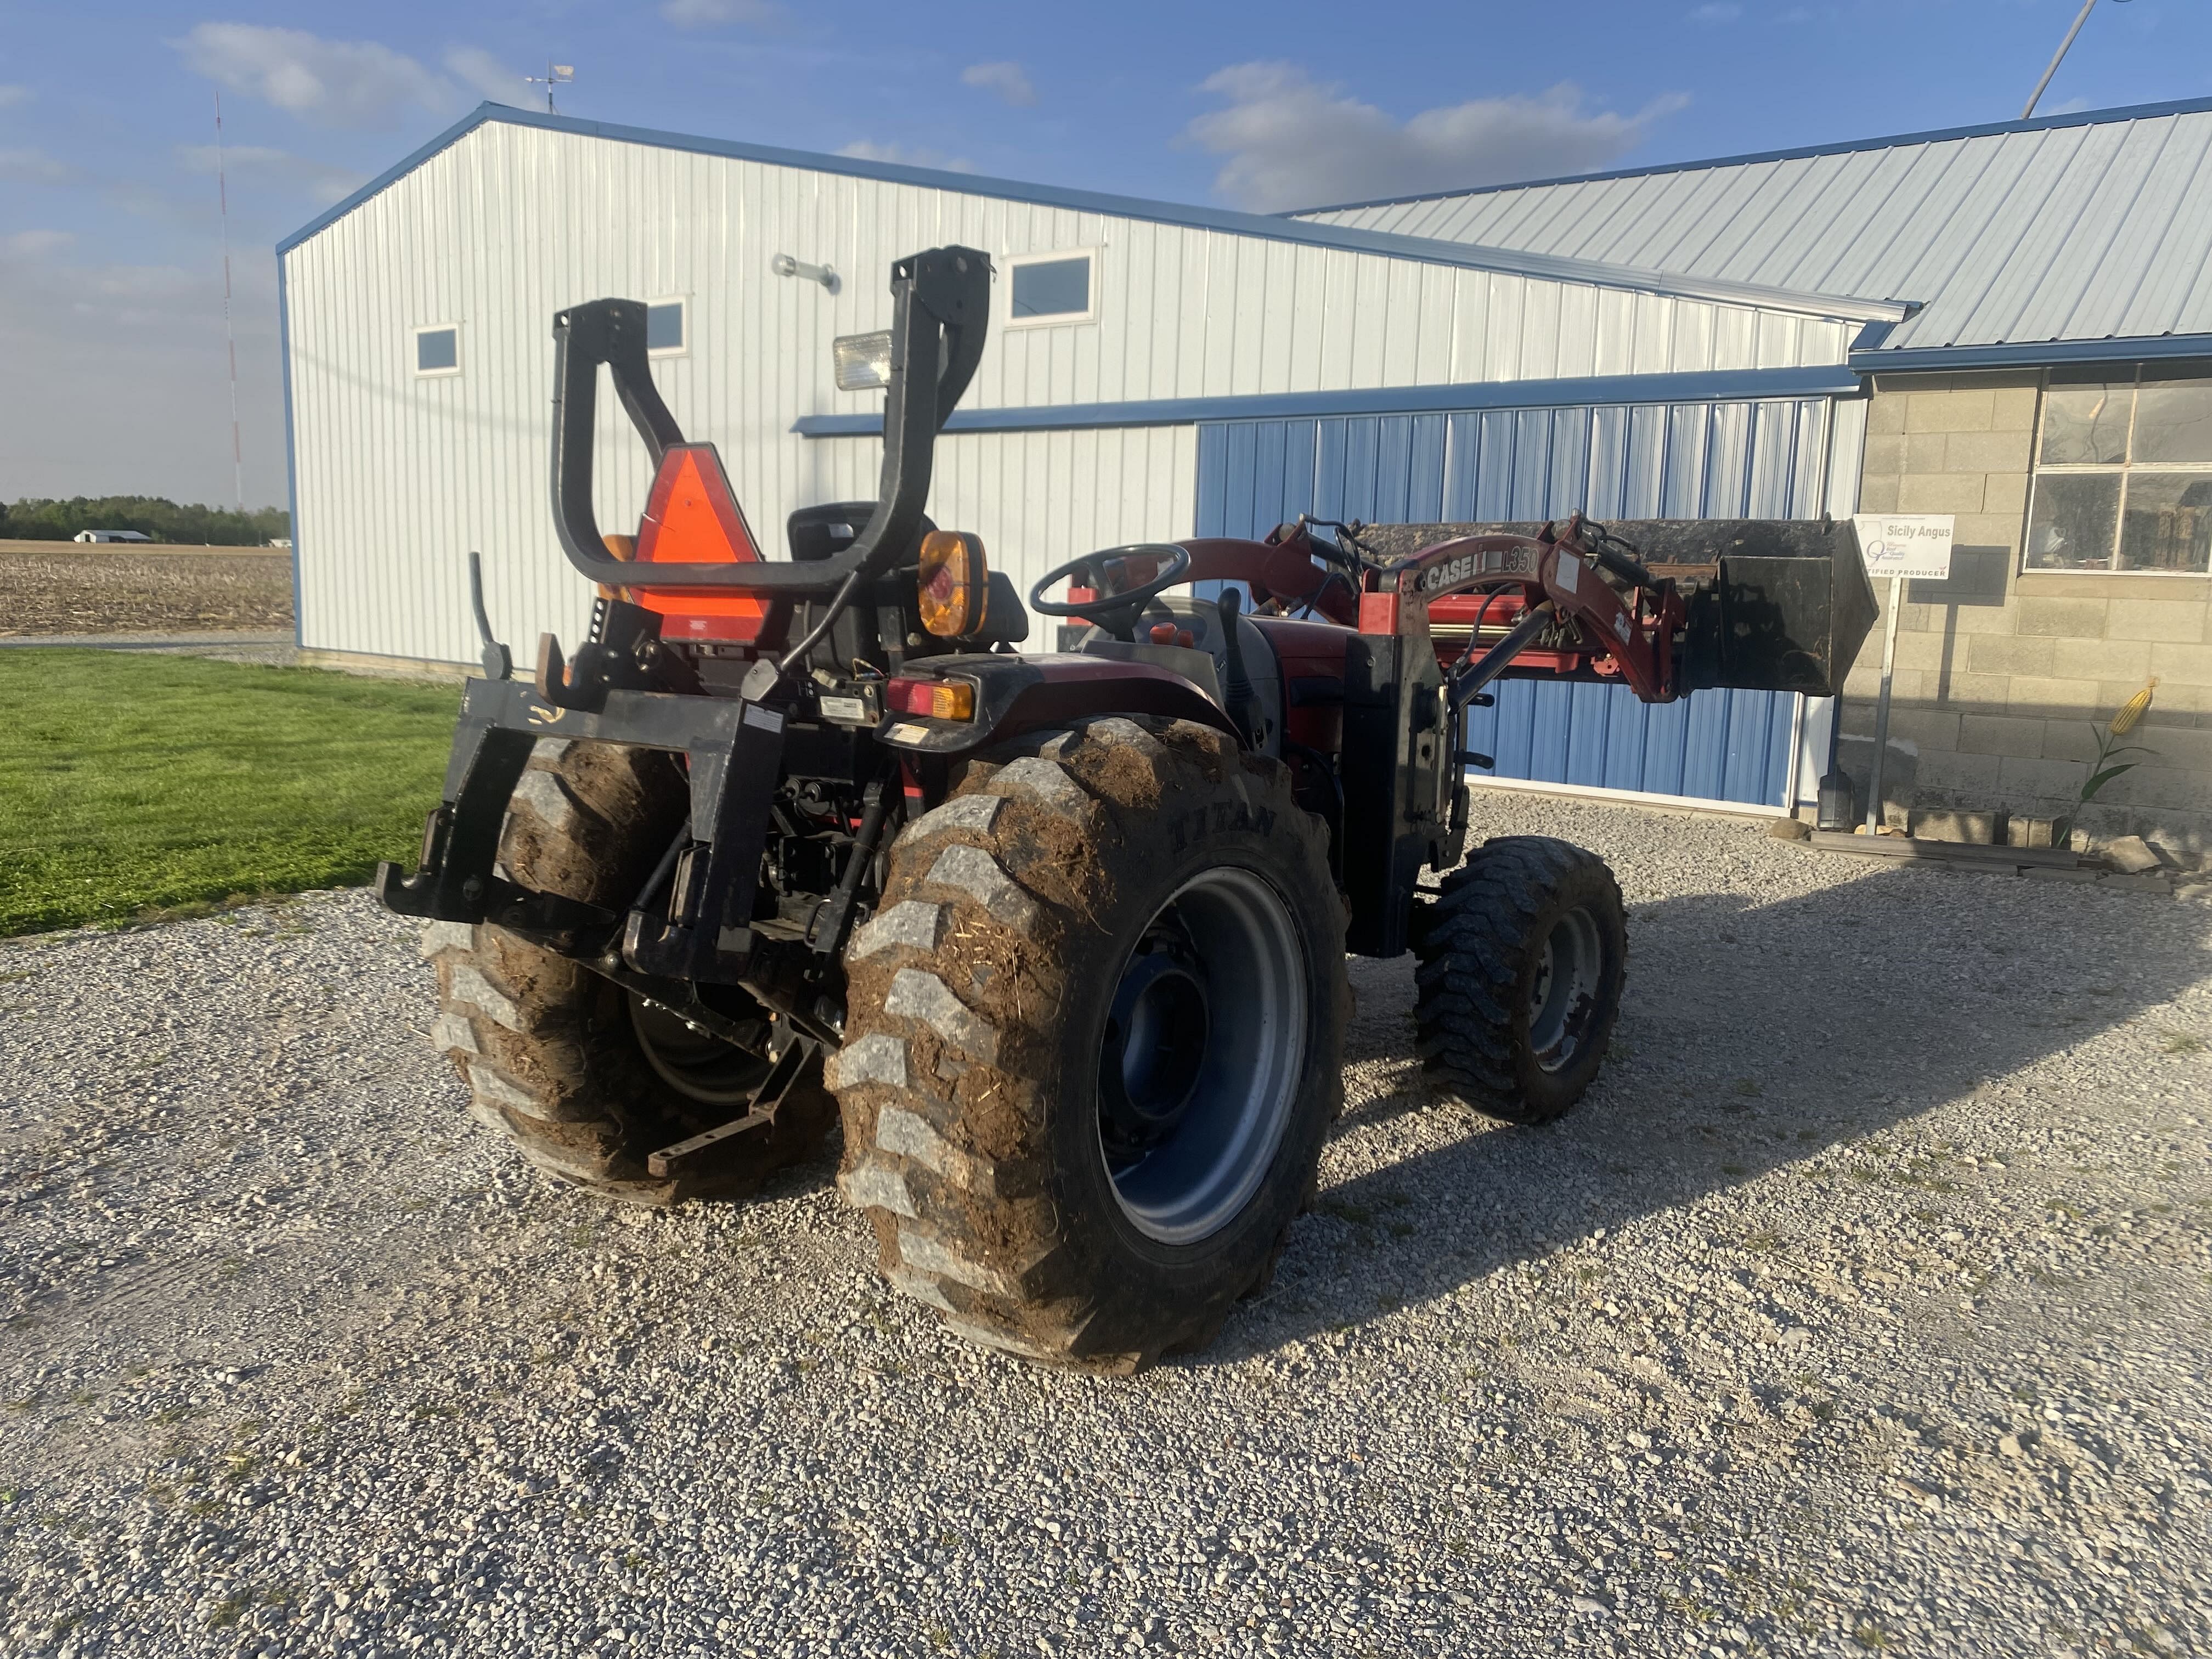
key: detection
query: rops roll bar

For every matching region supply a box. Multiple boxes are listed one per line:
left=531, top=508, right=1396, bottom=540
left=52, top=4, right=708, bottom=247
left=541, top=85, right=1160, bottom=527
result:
left=547, top=245, right=992, bottom=600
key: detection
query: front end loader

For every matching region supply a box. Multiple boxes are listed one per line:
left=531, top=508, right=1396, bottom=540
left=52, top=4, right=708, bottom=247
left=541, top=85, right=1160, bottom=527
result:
left=380, top=245, right=1875, bottom=1371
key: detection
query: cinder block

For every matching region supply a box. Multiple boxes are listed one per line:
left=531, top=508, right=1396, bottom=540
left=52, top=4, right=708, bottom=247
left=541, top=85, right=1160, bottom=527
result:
left=1951, top=600, right=2022, bottom=635
left=1967, top=633, right=2055, bottom=675
left=2016, top=596, right=2109, bottom=637
left=1898, top=472, right=1987, bottom=514
left=1861, top=433, right=1904, bottom=477
left=2125, top=725, right=2212, bottom=774
left=2095, top=764, right=2212, bottom=812
left=2106, top=599, right=2208, bottom=644
left=1944, top=671, right=2015, bottom=706
left=2041, top=719, right=2106, bottom=763
left=1889, top=629, right=1953, bottom=673
left=1990, top=387, right=2040, bottom=431
left=1855, top=475, right=1900, bottom=513
left=1976, top=474, right=2029, bottom=520
left=2149, top=641, right=2212, bottom=686
left=1997, top=754, right=2090, bottom=798
left=2007, top=675, right=2102, bottom=714
left=1865, top=394, right=1908, bottom=437
left=1945, top=430, right=2033, bottom=473
left=1906, top=389, right=1995, bottom=432
left=1910, top=808, right=1999, bottom=843
left=1887, top=707, right=1962, bottom=749
left=2006, top=815, right=2056, bottom=847
left=1959, top=713, right=2047, bottom=757
left=1903, top=432, right=1948, bottom=473
left=1954, top=511, right=2024, bottom=549
left=1914, top=749, right=2003, bottom=794
left=2051, top=637, right=2153, bottom=684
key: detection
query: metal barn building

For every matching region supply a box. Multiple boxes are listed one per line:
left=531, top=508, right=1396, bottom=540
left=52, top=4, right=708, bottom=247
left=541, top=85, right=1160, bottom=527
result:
left=279, top=100, right=1983, bottom=818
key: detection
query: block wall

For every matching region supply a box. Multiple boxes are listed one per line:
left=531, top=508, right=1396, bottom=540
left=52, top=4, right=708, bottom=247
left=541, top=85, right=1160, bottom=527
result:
left=1844, top=371, right=2212, bottom=856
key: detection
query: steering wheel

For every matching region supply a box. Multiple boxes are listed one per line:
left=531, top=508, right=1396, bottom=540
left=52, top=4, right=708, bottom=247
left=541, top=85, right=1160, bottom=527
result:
left=1029, top=544, right=1193, bottom=641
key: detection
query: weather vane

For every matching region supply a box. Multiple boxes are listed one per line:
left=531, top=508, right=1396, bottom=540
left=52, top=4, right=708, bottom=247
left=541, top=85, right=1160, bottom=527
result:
left=525, top=60, right=574, bottom=115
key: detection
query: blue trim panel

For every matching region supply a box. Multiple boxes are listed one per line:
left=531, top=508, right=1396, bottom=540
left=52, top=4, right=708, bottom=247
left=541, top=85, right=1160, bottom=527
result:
left=793, top=364, right=1863, bottom=439
left=277, top=104, right=1901, bottom=323
left=1856, top=334, right=2212, bottom=374
left=1290, top=93, right=2212, bottom=218
left=277, top=251, right=303, bottom=649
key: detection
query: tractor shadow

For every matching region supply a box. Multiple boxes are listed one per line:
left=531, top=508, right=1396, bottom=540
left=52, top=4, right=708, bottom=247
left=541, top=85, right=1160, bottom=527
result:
left=1199, top=855, right=2212, bottom=1363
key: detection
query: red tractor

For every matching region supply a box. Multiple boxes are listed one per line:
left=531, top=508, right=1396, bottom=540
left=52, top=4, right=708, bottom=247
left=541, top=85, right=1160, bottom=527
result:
left=382, top=247, right=1874, bottom=1370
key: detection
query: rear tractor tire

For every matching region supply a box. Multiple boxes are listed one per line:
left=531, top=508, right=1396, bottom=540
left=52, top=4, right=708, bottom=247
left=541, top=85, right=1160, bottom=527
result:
left=831, top=716, right=1350, bottom=1372
left=421, top=738, right=835, bottom=1206
left=1412, top=835, right=1627, bottom=1125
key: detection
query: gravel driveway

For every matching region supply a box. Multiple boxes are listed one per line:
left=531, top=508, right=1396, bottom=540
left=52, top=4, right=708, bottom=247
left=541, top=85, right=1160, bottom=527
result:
left=3, top=795, right=2208, bottom=1658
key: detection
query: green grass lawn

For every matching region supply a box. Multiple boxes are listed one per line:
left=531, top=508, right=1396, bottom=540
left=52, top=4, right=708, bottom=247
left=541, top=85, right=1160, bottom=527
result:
left=0, top=650, right=460, bottom=935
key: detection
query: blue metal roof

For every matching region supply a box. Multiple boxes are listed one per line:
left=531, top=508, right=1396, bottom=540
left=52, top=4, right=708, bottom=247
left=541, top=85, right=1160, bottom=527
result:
left=277, top=103, right=1900, bottom=324
left=1299, top=98, right=2212, bottom=366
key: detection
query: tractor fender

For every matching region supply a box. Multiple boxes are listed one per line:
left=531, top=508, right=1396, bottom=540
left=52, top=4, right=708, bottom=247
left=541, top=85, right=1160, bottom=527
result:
left=873, top=653, right=1240, bottom=757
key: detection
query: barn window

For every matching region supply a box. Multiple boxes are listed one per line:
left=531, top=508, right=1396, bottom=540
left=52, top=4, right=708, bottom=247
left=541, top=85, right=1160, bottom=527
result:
left=1006, top=250, right=1096, bottom=325
left=2025, top=364, right=2212, bottom=574
left=414, top=325, right=459, bottom=376
left=647, top=298, right=687, bottom=356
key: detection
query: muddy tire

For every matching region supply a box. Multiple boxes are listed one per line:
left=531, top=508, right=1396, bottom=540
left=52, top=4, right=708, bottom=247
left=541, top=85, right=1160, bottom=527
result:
left=420, top=738, right=835, bottom=1206
left=831, top=716, right=1348, bottom=1372
left=1412, top=835, right=1626, bottom=1125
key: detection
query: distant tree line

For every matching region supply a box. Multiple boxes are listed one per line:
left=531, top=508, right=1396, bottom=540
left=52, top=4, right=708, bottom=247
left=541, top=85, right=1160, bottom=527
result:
left=1, top=496, right=291, bottom=546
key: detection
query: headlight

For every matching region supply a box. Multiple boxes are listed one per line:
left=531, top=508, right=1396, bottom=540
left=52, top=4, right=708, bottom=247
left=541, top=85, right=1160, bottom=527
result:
left=833, top=330, right=893, bottom=391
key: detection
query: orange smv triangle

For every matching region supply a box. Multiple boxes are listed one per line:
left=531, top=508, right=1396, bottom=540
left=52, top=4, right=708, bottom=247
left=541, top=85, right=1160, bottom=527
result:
left=630, top=442, right=768, bottom=640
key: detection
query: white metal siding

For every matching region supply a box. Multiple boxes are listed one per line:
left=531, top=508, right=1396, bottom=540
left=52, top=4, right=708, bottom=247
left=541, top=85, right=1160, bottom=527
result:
left=285, top=122, right=1860, bottom=663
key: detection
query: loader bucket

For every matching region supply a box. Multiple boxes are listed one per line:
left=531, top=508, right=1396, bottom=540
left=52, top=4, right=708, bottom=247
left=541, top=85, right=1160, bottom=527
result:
left=1364, top=518, right=1877, bottom=698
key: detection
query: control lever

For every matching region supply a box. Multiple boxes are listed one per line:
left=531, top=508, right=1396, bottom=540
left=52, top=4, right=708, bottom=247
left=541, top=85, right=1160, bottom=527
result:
left=469, top=551, right=512, bottom=681
left=1214, top=586, right=1266, bottom=748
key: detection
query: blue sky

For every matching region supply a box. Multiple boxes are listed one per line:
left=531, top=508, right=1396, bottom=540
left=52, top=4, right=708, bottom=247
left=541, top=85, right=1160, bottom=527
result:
left=1, top=0, right=2202, bottom=508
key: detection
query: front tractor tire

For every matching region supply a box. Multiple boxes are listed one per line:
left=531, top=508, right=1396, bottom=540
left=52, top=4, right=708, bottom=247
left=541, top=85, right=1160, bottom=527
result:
left=1412, top=835, right=1627, bottom=1125
left=421, top=739, right=834, bottom=1206
left=831, top=716, right=1349, bottom=1372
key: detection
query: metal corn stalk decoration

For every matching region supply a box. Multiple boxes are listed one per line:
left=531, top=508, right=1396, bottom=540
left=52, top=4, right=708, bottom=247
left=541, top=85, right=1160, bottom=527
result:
left=2055, top=678, right=2158, bottom=848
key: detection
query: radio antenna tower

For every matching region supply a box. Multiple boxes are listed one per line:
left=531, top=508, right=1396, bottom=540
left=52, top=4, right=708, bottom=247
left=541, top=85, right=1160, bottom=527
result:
left=215, top=92, right=243, bottom=511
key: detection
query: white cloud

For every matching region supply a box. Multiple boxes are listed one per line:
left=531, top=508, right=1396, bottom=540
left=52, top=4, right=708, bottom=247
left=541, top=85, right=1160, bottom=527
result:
left=836, top=139, right=974, bottom=173
left=0, top=146, right=75, bottom=183
left=961, top=61, right=1036, bottom=108
left=2, top=229, right=74, bottom=259
left=442, top=47, right=524, bottom=106
left=177, top=23, right=455, bottom=129
left=177, top=143, right=364, bottom=207
left=661, top=0, right=779, bottom=28
left=0, top=84, right=30, bottom=108
left=1689, top=3, right=1742, bottom=21
left=1184, top=63, right=1686, bottom=212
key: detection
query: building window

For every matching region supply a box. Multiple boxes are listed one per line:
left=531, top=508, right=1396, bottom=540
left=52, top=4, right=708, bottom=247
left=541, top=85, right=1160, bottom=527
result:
left=414, top=325, right=459, bottom=376
left=647, top=298, right=686, bottom=356
left=2025, top=364, right=2212, bottom=574
left=1006, top=250, right=1096, bottom=325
